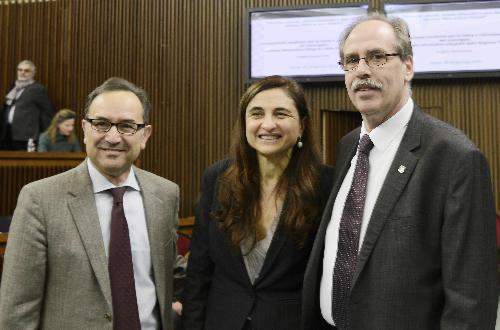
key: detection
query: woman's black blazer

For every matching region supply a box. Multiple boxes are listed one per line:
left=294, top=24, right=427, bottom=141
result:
left=182, top=159, right=334, bottom=330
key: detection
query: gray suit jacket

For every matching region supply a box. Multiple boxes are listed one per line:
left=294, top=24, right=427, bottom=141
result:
left=302, top=106, right=498, bottom=330
left=0, top=161, right=179, bottom=330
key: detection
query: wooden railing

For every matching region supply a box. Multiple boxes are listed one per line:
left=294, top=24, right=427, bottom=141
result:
left=0, top=151, right=86, bottom=217
left=178, top=217, right=194, bottom=236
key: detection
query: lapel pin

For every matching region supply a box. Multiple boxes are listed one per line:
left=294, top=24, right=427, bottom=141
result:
left=398, top=165, right=406, bottom=174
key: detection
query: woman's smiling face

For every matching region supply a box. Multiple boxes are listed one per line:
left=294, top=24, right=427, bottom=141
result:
left=245, top=88, right=303, bottom=162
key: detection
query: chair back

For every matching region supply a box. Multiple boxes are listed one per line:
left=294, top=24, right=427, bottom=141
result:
left=177, top=232, right=191, bottom=256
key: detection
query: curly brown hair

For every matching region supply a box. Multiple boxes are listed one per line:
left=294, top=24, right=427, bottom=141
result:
left=215, top=76, right=323, bottom=252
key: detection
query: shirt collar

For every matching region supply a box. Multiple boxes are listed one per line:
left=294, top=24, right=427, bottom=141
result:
left=361, top=98, right=414, bottom=152
left=86, top=158, right=141, bottom=193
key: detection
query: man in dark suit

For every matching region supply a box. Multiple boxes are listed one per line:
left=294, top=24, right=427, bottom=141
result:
left=0, top=60, right=55, bottom=150
left=302, top=13, right=498, bottom=330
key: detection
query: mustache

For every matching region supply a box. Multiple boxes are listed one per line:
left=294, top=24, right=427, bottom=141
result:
left=351, top=79, right=383, bottom=92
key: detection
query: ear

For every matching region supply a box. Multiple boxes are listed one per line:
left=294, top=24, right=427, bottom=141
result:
left=140, top=125, right=153, bottom=150
left=299, top=117, right=305, bottom=136
left=81, top=119, right=88, bottom=144
left=403, top=55, right=414, bottom=83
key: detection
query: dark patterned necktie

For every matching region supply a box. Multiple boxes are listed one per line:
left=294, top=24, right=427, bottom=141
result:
left=332, top=134, right=374, bottom=330
left=108, top=187, right=141, bottom=330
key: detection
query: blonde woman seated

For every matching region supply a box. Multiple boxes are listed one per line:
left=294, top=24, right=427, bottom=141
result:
left=38, top=109, right=81, bottom=152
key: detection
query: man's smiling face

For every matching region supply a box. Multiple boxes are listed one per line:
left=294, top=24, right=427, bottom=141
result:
left=82, top=90, right=151, bottom=184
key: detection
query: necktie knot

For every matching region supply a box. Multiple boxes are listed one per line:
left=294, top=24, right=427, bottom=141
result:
left=110, top=187, right=127, bottom=204
left=358, top=134, right=374, bottom=155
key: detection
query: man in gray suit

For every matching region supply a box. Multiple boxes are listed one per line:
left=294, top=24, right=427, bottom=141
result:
left=302, top=13, right=498, bottom=330
left=0, top=77, right=179, bottom=329
left=0, top=60, right=55, bottom=150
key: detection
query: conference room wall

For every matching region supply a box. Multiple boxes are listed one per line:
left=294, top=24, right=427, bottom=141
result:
left=0, top=0, right=498, bottom=217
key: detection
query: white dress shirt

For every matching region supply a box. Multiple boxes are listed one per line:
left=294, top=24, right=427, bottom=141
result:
left=7, top=88, right=24, bottom=124
left=320, top=98, right=414, bottom=325
left=87, top=159, right=159, bottom=330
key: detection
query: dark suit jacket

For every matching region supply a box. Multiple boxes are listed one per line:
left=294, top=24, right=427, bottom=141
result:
left=302, top=105, right=498, bottom=330
left=1, top=82, right=54, bottom=141
left=182, top=160, right=334, bottom=330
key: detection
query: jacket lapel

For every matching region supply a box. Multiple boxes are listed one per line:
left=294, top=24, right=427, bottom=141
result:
left=140, top=174, right=166, bottom=274
left=208, top=179, right=251, bottom=285
left=142, top=185, right=165, bottom=267
left=352, top=107, right=422, bottom=287
left=253, top=205, right=289, bottom=285
left=315, top=130, right=360, bottom=255
left=67, top=162, right=112, bottom=308
left=135, top=168, right=171, bottom=315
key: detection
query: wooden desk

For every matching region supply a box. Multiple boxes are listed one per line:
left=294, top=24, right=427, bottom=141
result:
left=0, top=151, right=146, bottom=217
left=0, top=233, right=7, bottom=254
left=179, top=217, right=195, bottom=236
left=0, top=151, right=86, bottom=216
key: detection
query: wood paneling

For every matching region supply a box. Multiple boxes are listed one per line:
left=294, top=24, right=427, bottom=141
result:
left=1, top=0, right=498, bottom=216
left=0, top=152, right=86, bottom=216
left=178, top=217, right=195, bottom=237
left=321, top=109, right=361, bottom=165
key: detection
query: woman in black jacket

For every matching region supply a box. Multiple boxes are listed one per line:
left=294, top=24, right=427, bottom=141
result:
left=182, top=76, right=333, bottom=330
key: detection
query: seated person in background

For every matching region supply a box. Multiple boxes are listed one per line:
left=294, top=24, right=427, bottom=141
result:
left=37, top=109, right=81, bottom=152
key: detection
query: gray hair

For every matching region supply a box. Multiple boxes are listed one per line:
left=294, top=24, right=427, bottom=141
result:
left=84, top=77, right=151, bottom=124
left=18, top=60, right=37, bottom=76
left=339, top=13, right=413, bottom=62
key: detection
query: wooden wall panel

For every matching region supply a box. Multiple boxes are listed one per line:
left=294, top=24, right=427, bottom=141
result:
left=0, top=152, right=85, bottom=216
left=0, top=0, right=498, bottom=217
left=321, top=109, right=361, bottom=165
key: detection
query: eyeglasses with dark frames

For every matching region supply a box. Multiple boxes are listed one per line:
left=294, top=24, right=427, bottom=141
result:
left=339, top=51, right=400, bottom=72
left=84, top=118, right=146, bottom=135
